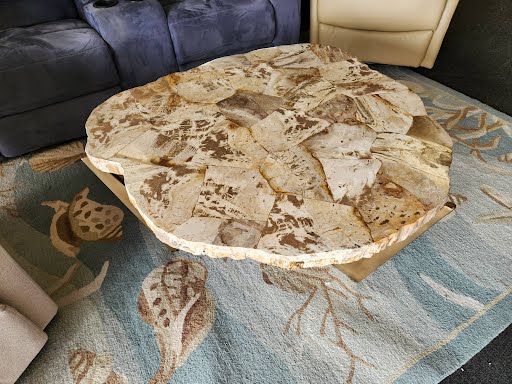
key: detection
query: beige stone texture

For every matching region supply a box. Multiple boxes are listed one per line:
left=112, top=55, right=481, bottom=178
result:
left=86, top=44, right=452, bottom=268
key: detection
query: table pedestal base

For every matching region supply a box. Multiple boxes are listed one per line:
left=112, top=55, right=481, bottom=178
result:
left=334, top=203, right=454, bottom=281
left=83, top=157, right=455, bottom=282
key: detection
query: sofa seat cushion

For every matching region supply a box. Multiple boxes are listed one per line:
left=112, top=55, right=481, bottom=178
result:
left=0, top=19, right=119, bottom=118
left=165, top=0, right=276, bottom=66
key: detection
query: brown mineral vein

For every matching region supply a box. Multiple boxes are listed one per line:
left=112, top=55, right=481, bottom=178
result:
left=249, top=108, right=331, bottom=153
left=192, top=165, right=276, bottom=223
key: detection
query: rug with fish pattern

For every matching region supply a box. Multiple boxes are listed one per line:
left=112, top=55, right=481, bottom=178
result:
left=1, top=66, right=511, bottom=384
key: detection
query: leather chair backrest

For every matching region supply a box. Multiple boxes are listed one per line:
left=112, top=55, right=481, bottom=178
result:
left=0, top=0, right=78, bottom=30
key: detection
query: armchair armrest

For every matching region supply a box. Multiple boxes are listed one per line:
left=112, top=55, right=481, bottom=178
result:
left=75, top=0, right=179, bottom=89
left=268, top=0, right=301, bottom=45
left=0, top=304, right=48, bottom=384
left=0, top=242, right=57, bottom=329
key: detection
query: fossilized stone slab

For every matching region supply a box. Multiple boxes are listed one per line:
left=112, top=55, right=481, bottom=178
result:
left=319, top=158, right=382, bottom=204
left=378, top=90, right=426, bottom=116
left=86, top=43, right=452, bottom=268
left=376, top=157, right=450, bottom=208
left=193, top=166, right=275, bottom=223
left=260, top=145, right=332, bottom=201
left=288, top=77, right=339, bottom=111
left=223, top=63, right=281, bottom=94
left=127, top=164, right=205, bottom=232
left=177, top=78, right=235, bottom=104
left=371, top=133, right=451, bottom=207
left=302, top=122, right=377, bottom=159
left=249, top=108, right=330, bottom=153
left=407, top=115, right=453, bottom=148
left=257, top=194, right=372, bottom=256
left=371, top=133, right=452, bottom=180
left=307, top=94, right=358, bottom=124
left=355, top=95, right=413, bottom=134
left=217, top=90, right=284, bottom=127
left=356, top=176, right=428, bottom=241
left=319, top=59, right=410, bottom=97
left=269, top=45, right=324, bottom=69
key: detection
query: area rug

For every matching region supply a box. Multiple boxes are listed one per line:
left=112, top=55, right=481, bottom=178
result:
left=1, top=67, right=511, bottom=384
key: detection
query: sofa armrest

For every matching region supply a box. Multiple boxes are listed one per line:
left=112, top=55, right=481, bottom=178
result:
left=75, top=0, right=178, bottom=89
left=268, top=0, right=301, bottom=45
left=0, top=304, right=48, bottom=384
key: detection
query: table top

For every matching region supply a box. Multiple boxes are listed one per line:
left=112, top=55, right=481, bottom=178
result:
left=85, top=44, right=452, bottom=268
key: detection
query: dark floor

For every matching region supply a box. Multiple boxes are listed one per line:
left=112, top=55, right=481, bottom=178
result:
left=442, top=325, right=512, bottom=384
left=414, top=0, right=512, bottom=116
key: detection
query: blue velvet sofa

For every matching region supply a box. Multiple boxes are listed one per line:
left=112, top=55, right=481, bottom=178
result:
left=0, top=0, right=300, bottom=160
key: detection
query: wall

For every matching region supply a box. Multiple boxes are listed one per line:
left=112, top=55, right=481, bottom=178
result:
left=414, top=0, right=512, bottom=115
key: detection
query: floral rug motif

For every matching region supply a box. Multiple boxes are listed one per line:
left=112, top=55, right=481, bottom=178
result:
left=1, top=67, right=511, bottom=384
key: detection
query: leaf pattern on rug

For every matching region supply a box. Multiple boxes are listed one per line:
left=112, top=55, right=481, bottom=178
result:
left=54, top=261, right=110, bottom=308
left=138, top=259, right=215, bottom=384
left=449, top=193, right=467, bottom=207
left=29, top=141, right=85, bottom=173
left=42, top=187, right=124, bottom=257
left=421, top=274, right=484, bottom=312
left=261, top=265, right=375, bottom=384
left=68, top=349, right=127, bottom=384
left=497, top=153, right=512, bottom=163
left=442, top=107, right=506, bottom=161
left=426, top=104, right=512, bottom=176
left=477, top=185, right=512, bottom=224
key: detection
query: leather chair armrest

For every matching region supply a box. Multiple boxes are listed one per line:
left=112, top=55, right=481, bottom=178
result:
left=0, top=304, right=48, bottom=384
left=421, top=0, right=460, bottom=68
left=0, top=243, right=57, bottom=330
left=74, top=0, right=179, bottom=88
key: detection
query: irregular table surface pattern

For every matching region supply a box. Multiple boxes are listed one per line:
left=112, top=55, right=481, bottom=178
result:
left=86, top=44, right=452, bottom=269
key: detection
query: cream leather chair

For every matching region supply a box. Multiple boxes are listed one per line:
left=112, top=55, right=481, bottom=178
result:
left=310, top=0, right=459, bottom=68
left=0, top=242, right=57, bottom=384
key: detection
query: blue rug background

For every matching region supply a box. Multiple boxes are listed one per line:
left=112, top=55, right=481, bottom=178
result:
left=0, top=66, right=510, bottom=384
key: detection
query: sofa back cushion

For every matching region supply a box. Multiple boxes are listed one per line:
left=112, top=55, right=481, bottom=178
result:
left=0, top=0, right=77, bottom=30
left=158, top=0, right=180, bottom=6
left=166, top=0, right=276, bottom=67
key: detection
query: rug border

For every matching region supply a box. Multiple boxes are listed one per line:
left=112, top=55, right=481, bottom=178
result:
left=391, top=288, right=512, bottom=383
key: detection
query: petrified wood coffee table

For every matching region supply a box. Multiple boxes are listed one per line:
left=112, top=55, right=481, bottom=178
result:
left=84, top=44, right=454, bottom=281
